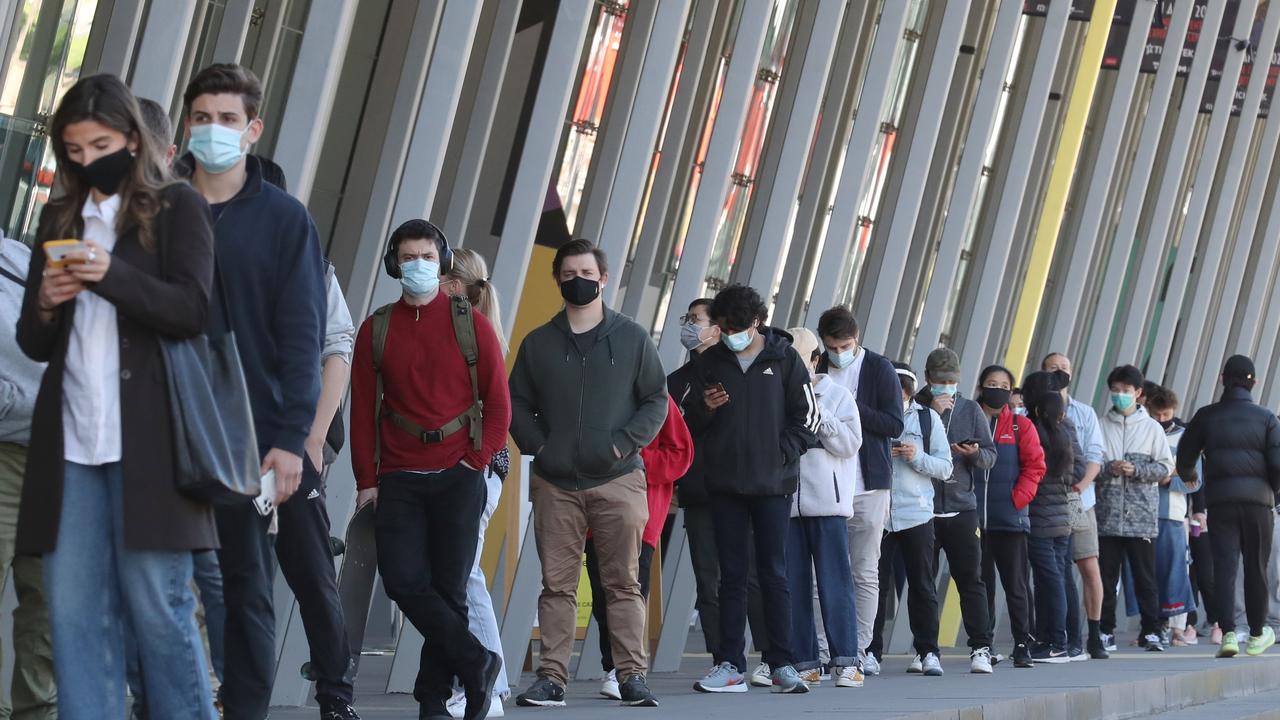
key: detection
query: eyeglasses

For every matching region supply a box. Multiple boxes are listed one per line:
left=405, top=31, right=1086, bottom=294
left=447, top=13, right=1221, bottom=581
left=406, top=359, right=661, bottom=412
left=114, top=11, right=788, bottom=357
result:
left=679, top=314, right=709, bottom=325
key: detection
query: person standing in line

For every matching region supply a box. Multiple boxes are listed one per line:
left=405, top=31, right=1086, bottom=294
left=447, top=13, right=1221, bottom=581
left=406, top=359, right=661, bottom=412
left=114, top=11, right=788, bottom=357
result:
left=913, top=348, right=997, bottom=673
left=438, top=247, right=513, bottom=718
left=181, top=63, right=333, bottom=720
left=973, top=365, right=1044, bottom=669
left=685, top=285, right=819, bottom=695
left=585, top=394, right=692, bottom=699
left=668, top=299, right=774, bottom=679
left=350, top=221, right=510, bottom=719
left=1020, top=373, right=1083, bottom=664
left=1143, top=385, right=1200, bottom=645
left=508, top=240, right=667, bottom=708
left=1177, top=355, right=1280, bottom=658
left=0, top=231, right=57, bottom=720
left=1041, top=352, right=1109, bottom=659
left=1095, top=365, right=1175, bottom=653
left=866, top=364, right=952, bottom=677
left=815, top=307, right=905, bottom=676
left=783, top=328, right=863, bottom=689
left=18, top=73, right=218, bottom=719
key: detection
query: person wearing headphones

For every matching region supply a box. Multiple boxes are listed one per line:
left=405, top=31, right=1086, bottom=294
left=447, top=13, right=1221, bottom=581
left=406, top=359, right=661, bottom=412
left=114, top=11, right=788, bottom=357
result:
left=349, top=220, right=511, bottom=720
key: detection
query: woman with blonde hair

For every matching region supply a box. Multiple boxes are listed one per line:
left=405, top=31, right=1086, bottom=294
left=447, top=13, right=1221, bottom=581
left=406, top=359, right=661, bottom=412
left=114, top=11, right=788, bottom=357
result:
left=440, top=246, right=511, bottom=714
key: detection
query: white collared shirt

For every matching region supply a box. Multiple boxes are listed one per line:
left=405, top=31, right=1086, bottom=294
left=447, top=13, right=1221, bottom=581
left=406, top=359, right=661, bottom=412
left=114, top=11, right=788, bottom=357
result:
left=827, top=346, right=869, bottom=493
left=62, top=194, right=122, bottom=465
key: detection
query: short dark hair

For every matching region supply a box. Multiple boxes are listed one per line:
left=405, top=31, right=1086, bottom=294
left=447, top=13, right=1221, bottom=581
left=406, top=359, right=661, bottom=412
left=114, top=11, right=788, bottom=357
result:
left=1107, top=364, right=1145, bottom=391
left=184, top=63, right=264, bottom=119
left=389, top=219, right=446, bottom=259
left=1144, top=384, right=1179, bottom=412
left=688, top=298, right=714, bottom=314
left=137, top=98, right=171, bottom=144
left=552, top=238, right=608, bottom=277
left=1224, top=375, right=1257, bottom=391
left=709, top=284, right=768, bottom=332
left=978, top=364, right=1015, bottom=389
left=817, top=306, right=859, bottom=341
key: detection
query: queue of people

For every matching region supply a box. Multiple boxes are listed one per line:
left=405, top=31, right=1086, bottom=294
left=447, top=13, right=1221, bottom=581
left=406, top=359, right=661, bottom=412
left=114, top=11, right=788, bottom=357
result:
left=2, top=65, right=1280, bottom=720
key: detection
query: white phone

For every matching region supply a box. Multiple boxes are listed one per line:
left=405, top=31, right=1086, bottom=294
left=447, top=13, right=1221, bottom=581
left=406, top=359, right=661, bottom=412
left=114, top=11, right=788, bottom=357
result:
left=254, top=469, right=277, bottom=517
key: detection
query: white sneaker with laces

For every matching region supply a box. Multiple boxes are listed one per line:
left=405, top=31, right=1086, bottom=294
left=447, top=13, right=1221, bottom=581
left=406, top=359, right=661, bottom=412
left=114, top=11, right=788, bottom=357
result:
left=600, top=668, right=621, bottom=700
left=922, top=652, right=944, bottom=677
left=446, top=691, right=506, bottom=717
left=907, top=655, right=923, bottom=674
left=862, top=655, right=881, bottom=676
left=835, top=665, right=864, bottom=688
left=969, top=647, right=994, bottom=674
left=750, top=663, right=772, bottom=687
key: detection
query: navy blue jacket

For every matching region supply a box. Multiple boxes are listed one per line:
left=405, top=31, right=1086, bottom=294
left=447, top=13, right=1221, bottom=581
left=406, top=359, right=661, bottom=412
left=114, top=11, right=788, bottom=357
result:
left=202, top=156, right=325, bottom=458
left=819, top=348, right=904, bottom=491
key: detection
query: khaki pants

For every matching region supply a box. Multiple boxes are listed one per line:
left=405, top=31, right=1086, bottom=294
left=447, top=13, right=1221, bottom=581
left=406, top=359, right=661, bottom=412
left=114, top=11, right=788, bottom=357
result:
left=0, top=443, right=56, bottom=719
left=532, top=471, right=648, bottom=685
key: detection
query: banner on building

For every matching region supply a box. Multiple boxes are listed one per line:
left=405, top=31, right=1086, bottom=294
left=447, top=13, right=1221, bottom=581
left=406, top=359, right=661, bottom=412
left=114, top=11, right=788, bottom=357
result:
left=1102, top=0, right=1141, bottom=68
left=1023, top=0, right=1098, bottom=20
left=1201, top=0, right=1254, bottom=114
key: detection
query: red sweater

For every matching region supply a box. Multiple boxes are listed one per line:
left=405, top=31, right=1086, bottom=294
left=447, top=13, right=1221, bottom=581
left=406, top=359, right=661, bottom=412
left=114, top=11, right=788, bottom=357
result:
left=350, top=295, right=511, bottom=490
left=638, top=396, right=694, bottom=547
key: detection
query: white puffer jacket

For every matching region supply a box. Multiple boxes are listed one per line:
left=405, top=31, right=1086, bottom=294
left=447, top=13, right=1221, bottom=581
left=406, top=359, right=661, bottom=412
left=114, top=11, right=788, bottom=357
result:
left=792, top=375, right=863, bottom=518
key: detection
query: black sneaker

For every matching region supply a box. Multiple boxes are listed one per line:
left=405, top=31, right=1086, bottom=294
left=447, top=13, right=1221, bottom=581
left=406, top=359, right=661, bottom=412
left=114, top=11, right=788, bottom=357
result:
left=461, top=650, right=501, bottom=719
left=619, top=674, right=659, bottom=707
left=1087, top=638, right=1111, bottom=660
left=1030, top=643, right=1069, bottom=664
left=1012, top=643, right=1034, bottom=668
left=516, top=677, right=567, bottom=708
left=319, top=698, right=361, bottom=720
left=1143, top=633, right=1165, bottom=652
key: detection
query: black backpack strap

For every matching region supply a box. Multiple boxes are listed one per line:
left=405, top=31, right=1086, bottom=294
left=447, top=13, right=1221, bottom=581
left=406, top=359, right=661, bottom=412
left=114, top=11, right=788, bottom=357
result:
left=370, top=303, right=395, bottom=472
left=0, top=266, right=24, bottom=287
left=918, top=407, right=932, bottom=453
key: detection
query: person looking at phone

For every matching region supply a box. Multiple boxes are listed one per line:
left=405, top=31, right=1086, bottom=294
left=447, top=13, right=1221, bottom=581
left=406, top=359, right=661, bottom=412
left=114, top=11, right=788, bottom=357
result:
left=866, top=363, right=951, bottom=676
left=182, top=63, right=328, bottom=719
left=18, top=73, right=219, bottom=719
left=508, top=239, right=667, bottom=709
left=683, top=285, right=819, bottom=695
left=912, top=348, right=996, bottom=672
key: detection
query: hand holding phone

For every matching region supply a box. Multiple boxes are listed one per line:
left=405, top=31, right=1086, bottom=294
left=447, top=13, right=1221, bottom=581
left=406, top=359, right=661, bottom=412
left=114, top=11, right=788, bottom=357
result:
left=254, top=469, right=277, bottom=517
left=43, top=240, right=87, bottom=269
left=703, top=380, right=730, bottom=410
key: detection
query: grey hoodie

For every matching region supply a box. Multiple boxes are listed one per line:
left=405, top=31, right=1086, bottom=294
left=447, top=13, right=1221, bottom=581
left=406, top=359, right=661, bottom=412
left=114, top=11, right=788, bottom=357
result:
left=915, top=389, right=996, bottom=513
left=0, top=238, right=46, bottom=445
left=508, top=306, right=668, bottom=491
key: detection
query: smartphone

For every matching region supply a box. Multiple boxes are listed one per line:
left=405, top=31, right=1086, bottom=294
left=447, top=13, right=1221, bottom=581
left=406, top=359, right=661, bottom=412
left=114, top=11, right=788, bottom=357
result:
left=960, top=439, right=980, bottom=447
left=891, top=440, right=904, bottom=449
left=43, top=239, right=87, bottom=269
left=254, top=469, right=277, bottom=517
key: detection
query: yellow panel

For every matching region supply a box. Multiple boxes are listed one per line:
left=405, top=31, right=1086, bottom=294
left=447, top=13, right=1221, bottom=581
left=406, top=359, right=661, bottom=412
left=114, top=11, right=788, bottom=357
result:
left=1005, top=0, right=1120, bottom=376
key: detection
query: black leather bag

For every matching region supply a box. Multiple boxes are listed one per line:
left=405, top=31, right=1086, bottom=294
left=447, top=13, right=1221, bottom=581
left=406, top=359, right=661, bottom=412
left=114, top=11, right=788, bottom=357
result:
left=161, top=269, right=260, bottom=504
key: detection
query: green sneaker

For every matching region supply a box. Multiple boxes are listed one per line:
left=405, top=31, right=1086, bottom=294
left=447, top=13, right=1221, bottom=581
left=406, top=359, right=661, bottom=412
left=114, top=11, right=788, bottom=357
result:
left=1246, top=626, right=1276, bottom=656
left=1217, top=631, right=1239, bottom=658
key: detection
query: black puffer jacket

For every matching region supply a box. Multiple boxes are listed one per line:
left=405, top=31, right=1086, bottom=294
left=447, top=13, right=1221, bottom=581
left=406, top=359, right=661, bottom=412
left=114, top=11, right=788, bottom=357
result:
left=1029, top=422, right=1085, bottom=538
left=1177, top=386, right=1280, bottom=509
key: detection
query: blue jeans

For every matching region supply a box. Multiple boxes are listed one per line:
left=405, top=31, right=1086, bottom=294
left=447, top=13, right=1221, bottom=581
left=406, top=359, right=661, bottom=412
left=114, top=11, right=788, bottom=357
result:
left=786, top=516, right=858, bottom=670
left=193, top=550, right=225, bottom=682
left=46, top=462, right=214, bottom=720
left=1029, top=534, right=1071, bottom=650
left=464, top=472, right=508, bottom=697
left=1063, top=537, right=1082, bottom=649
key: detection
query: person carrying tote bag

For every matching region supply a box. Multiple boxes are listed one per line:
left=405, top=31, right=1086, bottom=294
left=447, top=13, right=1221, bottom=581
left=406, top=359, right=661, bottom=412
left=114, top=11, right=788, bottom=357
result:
left=15, top=74, right=219, bottom=720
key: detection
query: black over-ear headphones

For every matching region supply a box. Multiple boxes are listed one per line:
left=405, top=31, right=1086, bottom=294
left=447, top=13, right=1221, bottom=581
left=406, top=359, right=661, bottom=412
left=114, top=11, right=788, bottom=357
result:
left=383, top=219, right=453, bottom=278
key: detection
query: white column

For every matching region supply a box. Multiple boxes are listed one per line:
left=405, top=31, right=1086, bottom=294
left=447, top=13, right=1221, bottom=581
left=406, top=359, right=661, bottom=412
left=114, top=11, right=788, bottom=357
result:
left=129, top=0, right=198, bottom=103
left=212, top=0, right=257, bottom=63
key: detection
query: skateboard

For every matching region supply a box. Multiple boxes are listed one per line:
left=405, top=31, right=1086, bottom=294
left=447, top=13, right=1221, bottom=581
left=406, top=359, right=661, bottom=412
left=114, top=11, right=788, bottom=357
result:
left=337, top=501, right=379, bottom=674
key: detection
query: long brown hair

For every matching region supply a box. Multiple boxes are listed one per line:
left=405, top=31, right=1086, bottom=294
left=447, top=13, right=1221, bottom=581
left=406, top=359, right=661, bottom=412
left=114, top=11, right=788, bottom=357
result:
left=446, top=248, right=508, bottom=355
left=48, top=74, right=171, bottom=250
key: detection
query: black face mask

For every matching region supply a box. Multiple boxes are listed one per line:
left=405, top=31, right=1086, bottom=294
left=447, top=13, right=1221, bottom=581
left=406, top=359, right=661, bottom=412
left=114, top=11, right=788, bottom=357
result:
left=68, top=147, right=134, bottom=195
left=1160, top=419, right=1176, bottom=432
left=1053, top=369, right=1072, bottom=390
left=559, top=276, right=601, bottom=307
left=980, top=387, right=1011, bottom=410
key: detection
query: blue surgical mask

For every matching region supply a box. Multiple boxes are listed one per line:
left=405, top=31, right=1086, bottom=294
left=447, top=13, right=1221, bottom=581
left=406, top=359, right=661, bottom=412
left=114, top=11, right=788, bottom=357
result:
left=828, top=348, right=856, bottom=369
left=722, top=327, right=755, bottom=353
left=1111, top=392, right=1135, bottom=412
left=188, top=123, right=250, bottom=174
left=680, top=322, right=706, bottom=351
left=1013, top=407, right=1028, bottom=417
left=930, top=383, right=959, bottom=397
left=399, top=259, right=440, bottom=297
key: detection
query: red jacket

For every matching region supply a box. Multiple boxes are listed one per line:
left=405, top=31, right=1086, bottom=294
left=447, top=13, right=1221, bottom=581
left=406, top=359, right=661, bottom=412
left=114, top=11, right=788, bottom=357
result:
left=638, top=396, right=694, bottom=547
left=349, top=295, right=511, bottom=490
left=1000, top=408, right=1046, bottom=510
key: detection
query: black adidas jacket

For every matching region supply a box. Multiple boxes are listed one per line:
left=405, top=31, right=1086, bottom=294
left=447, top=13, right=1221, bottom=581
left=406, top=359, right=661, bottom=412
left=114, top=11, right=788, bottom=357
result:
left=681, top=327, right=820, bottom=497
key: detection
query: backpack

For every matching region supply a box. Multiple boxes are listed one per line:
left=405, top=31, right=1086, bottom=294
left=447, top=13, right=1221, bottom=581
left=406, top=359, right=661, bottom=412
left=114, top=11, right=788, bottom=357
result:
left=370, top=294, right=484, bottom=471
left=918, top=407, right=932, bottom=452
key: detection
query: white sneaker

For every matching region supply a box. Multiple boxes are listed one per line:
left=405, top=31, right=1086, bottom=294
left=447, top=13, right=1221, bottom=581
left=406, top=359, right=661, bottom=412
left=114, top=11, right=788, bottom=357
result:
left=797, top=668, right=821, bottom=688
left=446, top=690, right=505, bottom=717
left=862, top=655, right=881, bottom=676
left=750, top=663, right=772, bottom=687
left=922, top=652, right=944, bottom=677
left=600, top=668, right=621, bottom=700
left=969, top=647, right=994, bottom=674
left=907, top=655, right=923, bottom=674
left=835, top=665, right=864, bottom=688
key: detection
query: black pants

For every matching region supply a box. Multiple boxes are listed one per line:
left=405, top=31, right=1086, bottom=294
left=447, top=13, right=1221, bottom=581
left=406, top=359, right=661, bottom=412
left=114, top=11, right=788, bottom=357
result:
left=1099, top=536, right=1159, bottom=636
left=375, top=467, right=488, bottom=705
left=683, top=505, right=771, bottom=659
left=869, top=521, right=940, bottom=658
left=981, top=530, right=1031, bottom=647
left=933, top=511, right=992, bottom=649
left=1189, top=529, right=1216, bottom=626
left=215, top=500, right=277, bottom=719
left=1208, top=503, right=1274, bottom=636
left=710, top=493, right=794, bottom=671
left=586, top=540, right=655, bottom=672
left=274, top=459, right=352, bottom=703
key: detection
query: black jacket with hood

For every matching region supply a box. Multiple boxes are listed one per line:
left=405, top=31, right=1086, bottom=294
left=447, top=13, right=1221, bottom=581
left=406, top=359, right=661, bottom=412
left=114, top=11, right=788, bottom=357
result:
left=681, top=327, right=821, bottom=497
left=1177, top=385, right=1280, bottom=509
left=508, top=306, right=668, bottom=491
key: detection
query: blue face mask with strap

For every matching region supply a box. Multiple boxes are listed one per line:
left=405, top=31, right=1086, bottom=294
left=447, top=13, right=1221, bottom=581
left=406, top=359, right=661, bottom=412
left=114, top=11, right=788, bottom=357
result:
left=399, top=259, right=440, bottom=297
left=828, top=348, right=856, bottom=369
left=722, top=327, right=755, bottom=352
left=188, top=123, right=251, bottom=174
